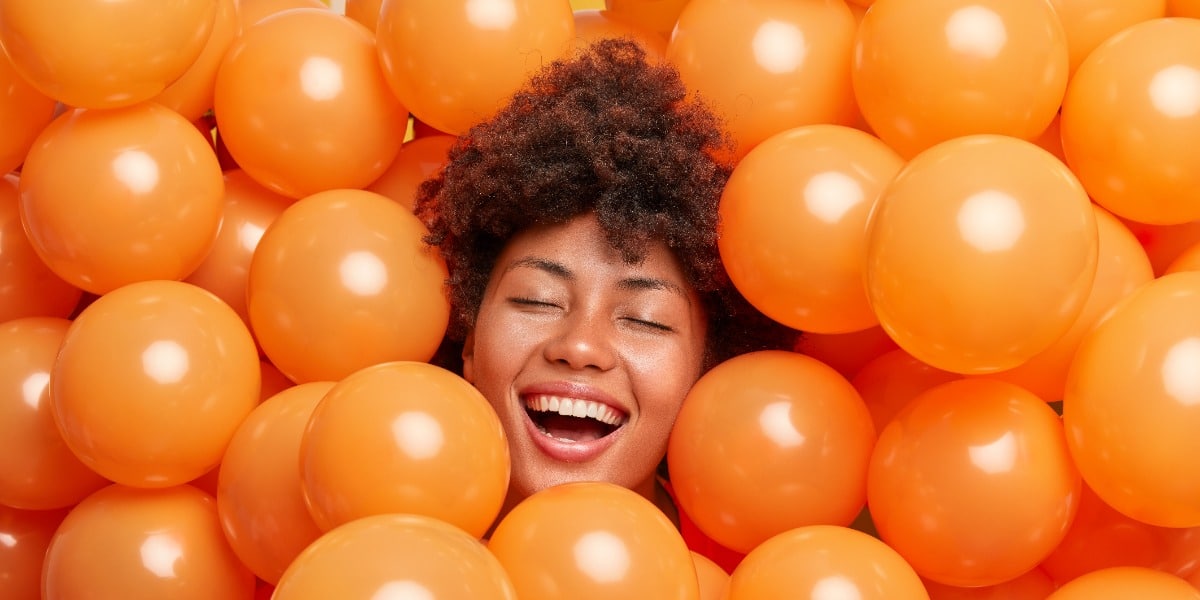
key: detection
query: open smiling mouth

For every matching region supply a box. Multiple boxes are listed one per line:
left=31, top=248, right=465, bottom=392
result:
left=523, top=395, right=628, bottom=443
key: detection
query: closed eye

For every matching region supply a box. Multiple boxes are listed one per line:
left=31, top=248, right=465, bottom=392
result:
left=509, top=297, right=559, bottom=308
left=627, top=318, right=674, bottom=333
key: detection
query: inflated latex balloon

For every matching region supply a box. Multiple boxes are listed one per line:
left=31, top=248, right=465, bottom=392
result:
left=692, top=552, right=729, bottom=600
left=1061, top=18, right=1200, bottom=225
left=246, top=189, right=449, bottom=383
left=851, top=349, right=962, bottom=433
left=1121, top=217, right=1200, bottom=276
left=218, top=382, right=332, bottom=585
left=344, top=0, right=383, bottom=31
left=1033, top=113, right=1067, bottom=163
left=605, top=0, right=689, bottom=36
left=42, top=485, right=255, bottom=599
left=300, top=361, right=508, bottom=538
left=1045, top=567, right=1200, bottom=599
left=0, top=49, right=56, bottom=174
left=864, top=135, right=1098, bottom=375
left=376, top=0, right=576, bottom=135
left=922, top=568, right=1055, bottom=600
left=488, top=482, right=700, bottom=600
left=273, top=514, right=517, bottom=600
left=1064, top=271, right=1200, bottom=528
left=718, top=125, right=903, bottom=333
left=0, top=0, right=217, bottom=108
left=668, top=350, right=876, bottom=554
left=667, top=0, right=857, bottom=158
left=572, top=9, right=666, bottom=58
left=18, top=103, right=224, bottom=295
left=215, top=8, right=408, bottom=198
left=868, top=379, right=1081, bottom=587
left=238, top=0, right=326, bottom=27
left=365, top=135, right=456, bottom=211
left=0, top=506, right=69, bottom=600
left=795, top=325, right=900, bottom=380
left=0, top=174, right=80, bottom=322
left=154, top=0, right=241, bottom=122
left=51, top=280, right=261, bottom=488
left=1047, top=0, right=1165, bottom=76
left=727, top=526, right=929, bottom=600
left=853, top=0, right=1068, bottom=158
left=1168, top=0, right=1200, bottom=15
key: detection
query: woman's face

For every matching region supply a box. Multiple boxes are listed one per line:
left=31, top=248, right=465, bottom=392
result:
left=463, top=213, right=707, bottom=510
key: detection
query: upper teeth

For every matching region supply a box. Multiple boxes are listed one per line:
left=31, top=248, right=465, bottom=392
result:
left=525, top=395, right=626, bottom=426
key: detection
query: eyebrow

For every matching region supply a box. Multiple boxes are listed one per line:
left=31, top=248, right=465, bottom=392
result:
left=504, top=256, right=691, bottom=303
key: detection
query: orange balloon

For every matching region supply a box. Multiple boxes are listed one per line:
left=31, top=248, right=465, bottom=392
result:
left=274, top=513, right=517, bottom=600
left=668, top=350, right=876, bottom=554
left=0, top=48, right=56, bottom=173
left=864, top=135, right=1098, bottom=374
left=51, top=280, right=260, bottom=488
left=215, top=8, right=407, bottom=198
left=259, top=360, right=295, bottom=400
left=692, top=551, right=730, bottom=600
left=727, top=526, right=929, bottom=600
left=1032, top=113, right=1067, bottom=164
left=718, top=124, right=903, bottom=333
left=853, top=0, right=1068, bottom=158
left=605, top=0, right=690, bottom=37
left=154, top=0, right=241, bottom=122
left=300, top=361, right=508, bottom=538
left=1167, top=241, right=1200, bottom=274
left=344, top=0, right=383, bottom=32
left=1168, top=0, right=1200, bottom=15
left=868, top=379, right=1081, bottom=587
left=572, top=9, right=667, bottom=58
left=246, top=189, right=449, bottom=383
left=851, top=349, right=963, bottom=433
left=376, top=0, right=575, bottom=135
left=794, top=325, right=900, bottom=380
left=43, top=485, right=255, bottom=599
left=0, top=506, right=69, bottom=600
left=219, top=382, right=331, bottom=584
left=0, top=318, right=108, bottom=510
left=185, top=169, right=293, bottom=330
left=923, top=568, right=1055, bottom=600
left=1064, top=271, right=1200, bottom=528
left=365, top=135, right=456, bottom=211
left=488, top=481, right=700, bottom=599
left=667, top=0, right=857, bottom=158
left=1061, top=18, right=1200, bottom=225
left=0, top=0, right=217, bottom=108
left=1046, top=567, right=1200, bottom=599
left=985, top=206, right=1152, bottom=401
left=18, top=103, right=224, bottom=295
left=1048, top=0, right=1166, bottom=76
left=0, top=174, right=80, bottom=322
left=1120, top=216, right=1200, bottom=276
left=237, top=0, right=326, bottom=28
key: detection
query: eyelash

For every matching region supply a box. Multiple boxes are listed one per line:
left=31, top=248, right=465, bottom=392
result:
left=507, top=298, right=674, bottom=332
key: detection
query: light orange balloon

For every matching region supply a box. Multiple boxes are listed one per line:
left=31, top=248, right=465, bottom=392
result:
left=273, top=513, right=517, bottom=600
left=727, top=526, right=929, bottom=600
left=851, top=349, right=963, bottom=433
left=488, top=481, right=700, bottom=600
left=0, top=174, right=80, bottom=322
left=42, top=485, right=255, bottom=599
left=1061, top=18, right=1200, bottom=225
left=237, top=0, right=327, bottom=28
left=215, top=8, right=408, bottom=198
left=668, top=350, right=876, bottom=554
left=246, top=189, right=449, bottom=383
left=865, top=135, right=1098, bottom=374
left=1048, top=0, right=1165, bottom=76
left=18, top=103, right=224, bottom=295
left=719, top=124, right=903, bottom=333
left=853, top=0, right=1068, bottom=158
left=605, top=0, right=690, bottom=36
left=572, top=9, right=667, bottom=58
left=154, top=0, right=241, bottom=122
left=300, top=361, right=509, bottom=538
left=1168, top=0, right=1200, bottom=15
left=868, top=379, right=1081, bottom=587
left=365, top=135, right=456, bottom=211
left=344, top=0, right=383, bottom=32
left=0, top=48, right=56, bottom=173
left=1064, top=271, right=1200, bottom=528
left=218, top=382, right=332, bottom=585
left=923, top=568, right=1055, bottom=600
left=0, top=0, right=217, bottom=108
left=692, top=551, right=729, bottom=600
left=1046, top=567, right=1200, bottom=599
left=0, top=506, right=69, bottom=600
left=667, top=0, right=857, bottom=158
left=376, top=0, right=576, bottom=135
left=794, top=325, right=900, bottom=380
left=51, top=280, right=261, bottom=488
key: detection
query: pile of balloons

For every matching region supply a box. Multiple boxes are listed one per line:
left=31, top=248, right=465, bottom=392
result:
left=4, top=0, right=1200, bottom=598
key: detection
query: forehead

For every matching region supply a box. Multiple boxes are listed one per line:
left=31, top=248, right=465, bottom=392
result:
left=496, top=214, right=686, bottom=281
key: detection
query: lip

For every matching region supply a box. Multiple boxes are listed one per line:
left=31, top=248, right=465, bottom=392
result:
left=517, top=381, right=629, bottom=464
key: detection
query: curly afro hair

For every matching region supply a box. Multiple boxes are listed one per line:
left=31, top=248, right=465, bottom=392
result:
left=414, top=38, right=798, bottom=370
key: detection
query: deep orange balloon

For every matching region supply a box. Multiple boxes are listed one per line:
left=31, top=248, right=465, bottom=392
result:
left=218, top=382, right=331, bottom=585
left=51, top=280, right=261, bottom=488
left=572, top=9, right=667, bottom=58
left=238, top=0, right=327, bottom=28
left=0, top=0, right=216, bottom=108
left=692, top=551, right=729, bottom=600
left=0, top=506, right=69, bottom=600
left=488, top=481, right=700, bottom=600
left=853, top=0, right=1068, bottom=158
left=1048, top=0, right=1165, bottom=76
left=300, top=361, right=508, bottom=538
left=274, top=513, right=517, bottom=600
left=668, top=350, right=876, bottom=554
left=215, top=8, right=407, bottom=198
left=344, top=0, right=383, bottom=32
left=727, top=526, right=929, bottom=600
left=1168, top=0, right=1200, bottom=15
left=1046, top=567, right=1200, bottom=599
left=0, top=48, right=56, bottom=173
left=18, top=103, right=224, bottom=295
left=923, top=568, right=1055, bottom=600
left=154, top=0, right=241, bottom=122
left=0, top=174, right=80, bottom=322
left=0, top=318, right=108, bottom=510
left=259, top=360, right=295, bottom=400
left=864, top=135, right=1098, bottom=374
left=605, top=0, right=689, bottom=37
left=246, top=189, right=449, bottom=383
left=365, top=134, right=456, bottom=211
left=667, top=0, right=857, bottom=158
left=43, top=485, right=255, bottom=599
left=794, top=325, right=900, bottom=380
left=868, top=379, right=1081, bottom=587
left=719, top=124, right=903, bottom=333
left=851, top=349, right=962, bottom=434
left=1061, top=18, right=1200, bottom=225
left=1064, top=271, right=1200, bottom=528
left=985, top=206, right=1152, bottom=401
left=1121, top=216, right=1200, bottom=276
left=1167, top=241, right=1200, bottom=274
left=376, top=0, right=575, bottom=135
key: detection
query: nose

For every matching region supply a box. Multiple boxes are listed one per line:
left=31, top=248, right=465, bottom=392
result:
left=542, top=308, right=617, bottom=372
